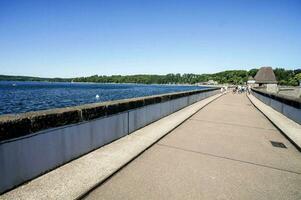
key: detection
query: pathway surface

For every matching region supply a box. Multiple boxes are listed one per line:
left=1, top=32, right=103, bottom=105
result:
left=85, top=93, right=301, bottom=200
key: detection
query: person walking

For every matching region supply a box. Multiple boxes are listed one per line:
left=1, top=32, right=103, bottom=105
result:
left=247, top=85, right=251, bottom=95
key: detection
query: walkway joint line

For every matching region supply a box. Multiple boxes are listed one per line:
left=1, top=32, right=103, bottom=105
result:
left=188, top=118, right=277, bottom=131
left=156, top=143, right=301, bottom=175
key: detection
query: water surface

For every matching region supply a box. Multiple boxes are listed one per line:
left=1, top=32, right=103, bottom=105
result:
left=0, top=81, right=208, bottom=115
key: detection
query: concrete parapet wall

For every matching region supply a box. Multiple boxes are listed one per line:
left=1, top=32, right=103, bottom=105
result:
left=0, top=88, right=216, bottom=142
left=251, top=88, right=301, bottom=124
left=0, top=88, right=219, bottom=194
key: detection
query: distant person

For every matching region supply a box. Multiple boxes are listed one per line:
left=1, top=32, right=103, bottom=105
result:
left=233, top=86, right=237, bottom=94
left=241, top=86, right=244, bottom=93
left=238, top=85, right=242, bottom=94
left=247, top=85, right=251, bottom=94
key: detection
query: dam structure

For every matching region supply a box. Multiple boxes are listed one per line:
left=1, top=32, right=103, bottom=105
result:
left=0, top=88, right=220, bottom=194
left=1, top=88, right=301, bottom=199
left=85, top=92, right=301, bottom=200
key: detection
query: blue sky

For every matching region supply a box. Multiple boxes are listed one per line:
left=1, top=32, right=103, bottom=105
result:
left=0, top=0, right=300, bottom=78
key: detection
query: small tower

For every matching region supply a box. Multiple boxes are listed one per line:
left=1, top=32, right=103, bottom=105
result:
left=254, top=67, right=278, bottom=92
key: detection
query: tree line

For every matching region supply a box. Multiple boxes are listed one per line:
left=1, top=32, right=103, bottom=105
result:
left=73, top=68, right=301, bottom=86
left=1, top=68, right=300, bottom=86
left=0, top=75, right=70, bottom=82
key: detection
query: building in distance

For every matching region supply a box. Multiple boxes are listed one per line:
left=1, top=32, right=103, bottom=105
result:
left=254, top=66, right=278, bottom=92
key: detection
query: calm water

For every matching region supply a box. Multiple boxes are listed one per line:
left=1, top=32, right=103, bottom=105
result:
left=0, top=81, right=207, bottom=115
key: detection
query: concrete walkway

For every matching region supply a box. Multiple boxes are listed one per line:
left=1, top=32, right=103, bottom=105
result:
left=0, top=93, right=223, bottom=200
left=85, top=93, right=301, bottom=200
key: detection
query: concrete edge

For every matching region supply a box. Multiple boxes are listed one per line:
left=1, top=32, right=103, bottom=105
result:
left=251, top=88, right=301, bottom=106
left=0, top=93, right=224, bottom=200
left=247, top=94, right=301, bottom=151
left=0, top=87, right=219, bottom=142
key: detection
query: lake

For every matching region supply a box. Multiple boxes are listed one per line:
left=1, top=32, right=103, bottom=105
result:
left=0, top=81, right=208, bottom=115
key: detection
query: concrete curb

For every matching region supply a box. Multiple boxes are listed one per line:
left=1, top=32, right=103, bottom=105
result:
left=248, top=94, right=301, bottom=151
left=1, top=93, right=224, bottom=200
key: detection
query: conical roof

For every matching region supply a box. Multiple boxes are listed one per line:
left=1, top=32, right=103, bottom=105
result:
left=254, top=67, right=277, bottom=84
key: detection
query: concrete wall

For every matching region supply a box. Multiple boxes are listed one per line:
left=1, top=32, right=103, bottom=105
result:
left=0, top=88, right=219, bottom=194
left=251, top=89, right=301, bottom=124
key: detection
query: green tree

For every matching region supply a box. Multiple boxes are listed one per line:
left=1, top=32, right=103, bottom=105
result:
left=248, top=68, right=258, bottom=77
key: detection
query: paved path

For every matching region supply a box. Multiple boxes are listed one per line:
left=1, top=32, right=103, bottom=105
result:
left=85, top=93, right=301, bottom=200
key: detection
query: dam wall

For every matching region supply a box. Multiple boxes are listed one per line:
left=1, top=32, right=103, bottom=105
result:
left=0, top=88, right=220, bottom=194
left=251, top=88, right=301, bottom=124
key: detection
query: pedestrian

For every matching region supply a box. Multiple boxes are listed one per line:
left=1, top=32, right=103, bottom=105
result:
left=233, top=86, right=237, bottom=94
left=247, top=85, right=251, bottom=94
left=238, top=85, right=241, bottom=94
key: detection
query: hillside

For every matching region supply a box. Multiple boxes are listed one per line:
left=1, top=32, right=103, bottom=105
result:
left=1, top=68, right=300, bottom=86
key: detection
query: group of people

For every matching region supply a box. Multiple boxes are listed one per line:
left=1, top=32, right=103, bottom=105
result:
left=219, top=85, right=251, bottom=94
left=232, top=85, right=251, bottom=94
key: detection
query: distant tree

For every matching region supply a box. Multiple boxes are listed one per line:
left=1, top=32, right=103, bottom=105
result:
left=248, top=68, right=258, bottom=77
left=290, top=73, right=301, bottom=86
left=273, top=68, right=295, bottom=85
left=295, top=73, right=301, bottom=81
left=2, top=68, right=299, bottom=86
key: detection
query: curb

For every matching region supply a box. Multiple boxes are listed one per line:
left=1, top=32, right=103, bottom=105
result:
left=247, top=94, right=301, bottom=152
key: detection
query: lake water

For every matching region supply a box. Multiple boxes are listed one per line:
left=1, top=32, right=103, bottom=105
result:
left=0, top=81, right=208, bottom=115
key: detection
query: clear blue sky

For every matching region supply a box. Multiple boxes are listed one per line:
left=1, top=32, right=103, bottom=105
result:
left=0, top=0, right=300, bottom=78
